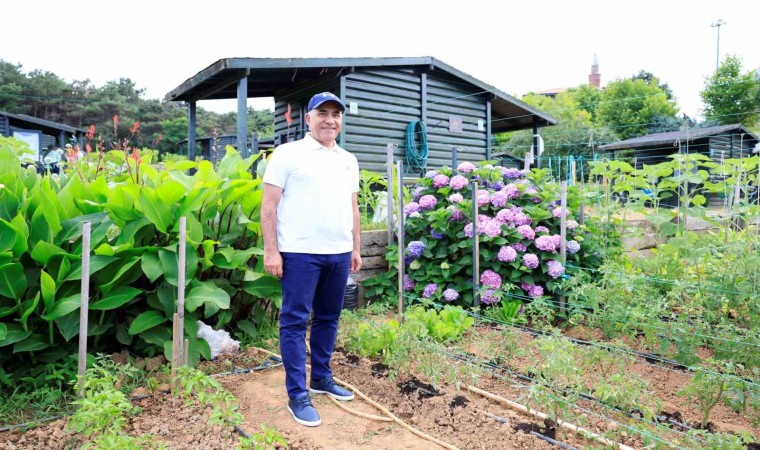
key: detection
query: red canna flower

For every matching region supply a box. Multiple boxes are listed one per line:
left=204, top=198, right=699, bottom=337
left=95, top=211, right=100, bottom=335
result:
left=113, top=115, right=119, bottom=125
left=129, top=121, right=140, bottom=134
left=130, top=147, right=142, bottom=165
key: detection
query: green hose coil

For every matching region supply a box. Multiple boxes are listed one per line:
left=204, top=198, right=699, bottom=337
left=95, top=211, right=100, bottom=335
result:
left=405, top=120, right=428, bottom=175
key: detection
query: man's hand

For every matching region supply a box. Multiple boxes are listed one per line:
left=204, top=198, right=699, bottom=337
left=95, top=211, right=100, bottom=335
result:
left=264, top=250, right=283, bottom=278
left=350, top=250, right=362, bottom=273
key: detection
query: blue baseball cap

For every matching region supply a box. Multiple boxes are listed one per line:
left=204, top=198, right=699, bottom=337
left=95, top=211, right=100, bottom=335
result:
left=307, top=92, right=345, bottom=112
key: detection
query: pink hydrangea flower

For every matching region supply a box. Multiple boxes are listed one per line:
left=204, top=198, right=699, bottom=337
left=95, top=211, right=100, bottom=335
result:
left=449, top=175, right=468, bottom=190
left=546, top=260, right=565, bottom=279
left=502, top=183, right=520, bottom=199
left=517, top=225, right=535, bottom=240
left=480, top=270, right=502, bottom=289
left=457, top=162, right=477, bottom=173
left=448, top=193, right=464, bottom=203
left=483, top=220, right=503, bottom=237
left=535, top=235, right=557, bottom=252
left=490, top=190, right=508, bottom=208
left=523, top=253, right=539, bottom=269
left=497, top=246, right=517, bottom=262
left=477, top=189, right=490, bottom=206
left=433, top=174, right=450, bottom=188
left=419, top=195, right=437, bottom=209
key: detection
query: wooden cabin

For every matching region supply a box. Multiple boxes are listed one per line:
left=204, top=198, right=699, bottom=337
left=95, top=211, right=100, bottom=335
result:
left=165, top=57, right=557, bottom=173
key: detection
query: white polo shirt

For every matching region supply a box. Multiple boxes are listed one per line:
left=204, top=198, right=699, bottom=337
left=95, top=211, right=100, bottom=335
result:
left=263, top=134, right=359, bottom=254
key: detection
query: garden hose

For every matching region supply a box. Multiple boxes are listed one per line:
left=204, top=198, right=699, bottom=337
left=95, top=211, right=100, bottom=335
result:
left=405, top=120, right=429, bottom=175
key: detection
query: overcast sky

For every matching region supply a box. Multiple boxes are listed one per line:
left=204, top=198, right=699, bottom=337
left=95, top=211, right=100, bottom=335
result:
left=3, top=1, right=758, bottom=119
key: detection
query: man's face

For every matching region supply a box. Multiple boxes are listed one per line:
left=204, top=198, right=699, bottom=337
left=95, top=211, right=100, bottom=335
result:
left=306, top=102, right=343, bottom=147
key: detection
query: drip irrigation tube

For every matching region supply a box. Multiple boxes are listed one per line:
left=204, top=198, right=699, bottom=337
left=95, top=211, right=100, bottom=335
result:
left=451, top=350, right=692, bottom=432
left=482, top=410, right=580, bottom=450
left=465, top=384, right=636, bottom=450
left=251, top=347, right=459, bottom=450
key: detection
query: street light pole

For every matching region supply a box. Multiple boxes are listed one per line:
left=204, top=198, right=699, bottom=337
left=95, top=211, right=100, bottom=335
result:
left=711, top=19, right=725, bottom=71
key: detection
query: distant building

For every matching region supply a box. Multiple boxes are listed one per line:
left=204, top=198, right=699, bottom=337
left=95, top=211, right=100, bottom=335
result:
left=534, top=54, right=602, bottom=98
left=0, top=111, right=84, bottom=161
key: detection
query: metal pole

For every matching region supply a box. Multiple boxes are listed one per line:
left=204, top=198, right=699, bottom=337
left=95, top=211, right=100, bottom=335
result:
left=386, top=144, right=394, bottom=248
left=559, top=181, right=568, bottom=315
left=77, top=222, right=91, bottom=397
left=711, top=19, right=725, bottom=71
left=471, top=181, right=480, bottom=308
left=396, top=160, right=405, bottom=323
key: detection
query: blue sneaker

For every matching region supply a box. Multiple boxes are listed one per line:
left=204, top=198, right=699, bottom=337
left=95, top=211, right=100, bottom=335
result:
left=310, top=376, right=355, bottom=401
left=287, top=393, right=321, bottom=427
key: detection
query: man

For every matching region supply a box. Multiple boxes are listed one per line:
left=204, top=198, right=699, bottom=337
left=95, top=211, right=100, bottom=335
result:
left=261, top=92, right=362, bottom=427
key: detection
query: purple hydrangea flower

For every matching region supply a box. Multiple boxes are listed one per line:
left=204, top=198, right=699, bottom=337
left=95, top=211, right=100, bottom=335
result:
left=457, top=162, right=477, bottom=173
left=403, top=275, right=415, bottom=291
left=480, top=270, right=502, bottom=289
left=490, top=190, right=508, bottom=208
left=521, top=281, right=544, bottom=298
left=502, top=167, right=522, bottom=179
left=502, top=183, right=520, bottom=199
left=523, top=253, right=539, bottom=269
left=567, top=240, right=581, bottom=254
left=423, top=283, right=438, bottom=298
left=552, top=207, right=568, bottom=218
left=424, top=170, right=439, bottom=179
left=430, top=229, right=445, bottom=240
left=495, top=208, right=514, bottom=223
left=404, top=202, right=420, bottom=215
left=449, top=175, right=468, bottom=190
left=419, top=195, right=438, bottom=209
left=448, top=206, right=465, bottom=221
left=432, top=174, right=450, bottom=188
left=535, top=235, right=558, bottom=252
left=483, top=219, right=503, bottom=237
left=492, top=181, right=505, bottom=190
left=406, top=240, right=425, bottom=259
left=547, top=260, right=565, bottom=279
left=513, top=242, right=527, bottom=252
left=517, top=225, right=535, bottom=240
left=412, top=186, right=425, bottom=200
left=497, top=246, right=517, bottom=262
left=464, top=222, right=475, bottom=238
left=480, top=289, right=499, bottom=305
left=535, top=226, right=550, bottom=234
left=477, top=189, right=490, bottom=206
left=442, top=288, right=459, bottom=302
left=513, top=212, right=532, bottom=226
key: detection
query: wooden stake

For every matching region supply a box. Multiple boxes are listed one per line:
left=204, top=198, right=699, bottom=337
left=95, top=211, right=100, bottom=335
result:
left=386, top=143, right=394, bottom=248
left=77, top=222, right=91, bottom=397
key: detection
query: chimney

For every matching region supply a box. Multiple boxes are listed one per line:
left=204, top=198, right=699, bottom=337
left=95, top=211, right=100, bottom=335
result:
left=589, top=53, right=601, bottom=88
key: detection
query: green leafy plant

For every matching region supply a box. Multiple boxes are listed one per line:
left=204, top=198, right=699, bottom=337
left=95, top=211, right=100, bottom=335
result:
left=525, top=334, right=584, bottom=435
left=594, top=373, right=661, bottom=421
left=677, top=361, right=734, bottom=429
left=239, top=424, right=289, bottom=449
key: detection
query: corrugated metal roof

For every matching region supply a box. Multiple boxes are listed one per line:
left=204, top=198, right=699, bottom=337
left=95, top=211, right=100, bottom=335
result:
left=599, top=124, right=759, bottom=151
left=164, top=57, right=557, bottom=133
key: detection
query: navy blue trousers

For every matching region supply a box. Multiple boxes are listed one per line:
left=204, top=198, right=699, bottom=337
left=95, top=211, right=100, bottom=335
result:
left=279, top=251, right=351, bottom=399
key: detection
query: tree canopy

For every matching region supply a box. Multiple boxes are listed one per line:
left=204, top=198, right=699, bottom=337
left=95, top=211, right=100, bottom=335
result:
left=700, top=55, right=760, bottom=127
left=0, top=60, right=274, bottom=155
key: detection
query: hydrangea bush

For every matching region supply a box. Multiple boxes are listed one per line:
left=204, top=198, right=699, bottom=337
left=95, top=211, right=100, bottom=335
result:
left=381, top=161, right=619, bottom=309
